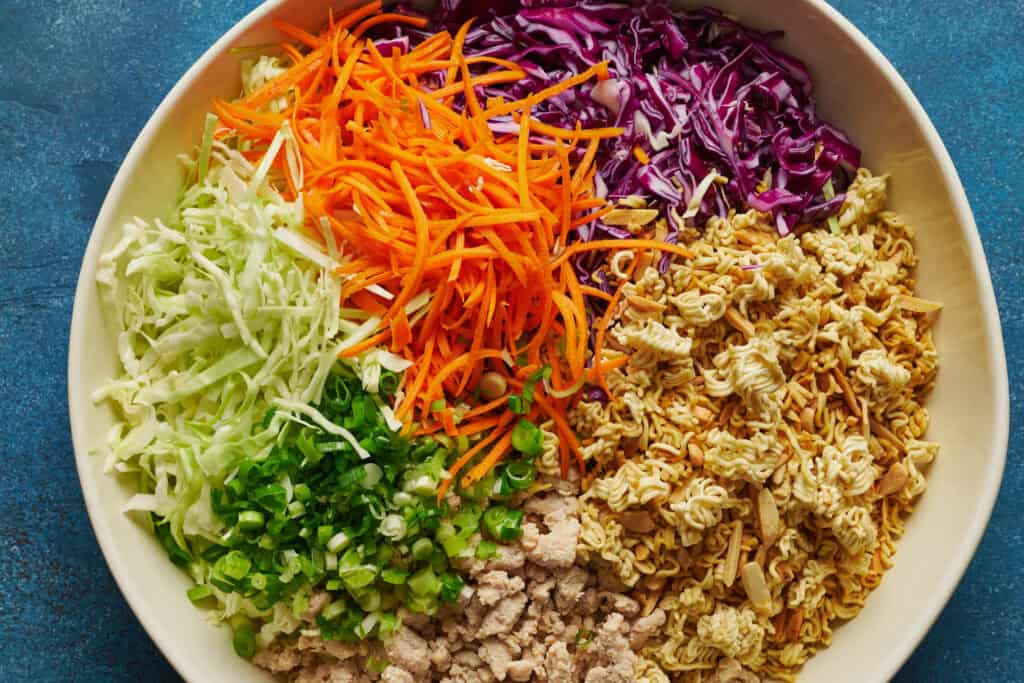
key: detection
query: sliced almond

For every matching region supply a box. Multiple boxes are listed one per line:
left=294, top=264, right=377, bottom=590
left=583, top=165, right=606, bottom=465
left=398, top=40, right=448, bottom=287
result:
left=642, top=574, right=665, bottom=592
left=723, top=520, right=744, bottom=587
left=618, top=195, right=649, bottom=209
left=772, top=612, right=788, bottom=643
left=638, top=589, right=660, bottom=617
left=621, top=510, right=657, bottom=534
left=650, top=442, right=681, bottom=458
left=602, top=207, right=661, bottom=228
left=871, top=550, right=885, bottom=573
left=725, top=306, right=756, bottom=339
left=786, top=608, right=804, bottom=641
left=895, top=294, right=943, bottom=313
left=869, top=417, right=906, bottom=453
left=756, top=488, right=781, bottom=547
left=800, top=405, right=816, bottom=432
left=626, top=294, right=668, bottom=312
left=741, top=561, right=772, bottom=614
left=718, top=399, right=738, bottom=428
left=831, top=367, right=862, bottom=418
left=692, top=405, right=713, bottom=423
left=876, top=462, right=909, bottom=496
left=735, top=229, right=773, bottom=246
left=687, top=442, right=705, bottom=467
left=787, top=381, right=809, bottom=407
left=754, top=545, right=768, bottom=568
left=676, top=547, right=693, bottom=570
left=632, top=252, right=654, bottom=278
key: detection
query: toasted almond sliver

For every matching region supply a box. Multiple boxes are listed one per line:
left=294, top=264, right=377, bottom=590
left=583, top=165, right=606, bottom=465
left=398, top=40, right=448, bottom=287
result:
left=602, top=208, right=661, bottom=227
left=619, top=195, right=649, bottom=209
left=877, top=462, right=909, bottom=496
left=626, top=294, right=668, bottom=312
left=756, top=488, right=781, bottom=547
left=895, top=294, right=943, bottom=313
left=869, top=417, right=906, bottom=453
left=831, top=368, right=862, bottom=418
left=687, top=442, right=705, bottom=467
left=741, top=561, right=773, bottom=614
left=786, top=609, right=804, bottom=641
left=621, top=510, right=657, bottom=534
left=723, top=520, right=744, bottom=587
left=692, top=405, right=713, bottom=423
left=800, top=405, right=816, bottom=432
left=676, top=546, right=693, bottom=570
left=725, top=306, right=756, bottom=339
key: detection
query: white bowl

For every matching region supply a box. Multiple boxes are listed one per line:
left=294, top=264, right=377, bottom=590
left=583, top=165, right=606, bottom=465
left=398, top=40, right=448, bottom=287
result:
left=68, top=1, right=1010, bottom=681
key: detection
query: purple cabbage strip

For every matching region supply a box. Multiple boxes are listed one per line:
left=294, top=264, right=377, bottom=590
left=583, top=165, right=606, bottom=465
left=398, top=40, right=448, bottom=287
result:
left=385, top=0, right=860, bottom=241
left=377, top=1, right=861, bottom=396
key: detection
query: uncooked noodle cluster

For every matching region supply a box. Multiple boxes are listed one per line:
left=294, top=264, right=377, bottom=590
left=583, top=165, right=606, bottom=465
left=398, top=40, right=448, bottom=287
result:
left=557, top=170, right=939, bottom=681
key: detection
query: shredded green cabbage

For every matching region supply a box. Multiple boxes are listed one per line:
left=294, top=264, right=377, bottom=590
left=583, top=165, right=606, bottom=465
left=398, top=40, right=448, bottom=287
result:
left=94, top=134, right=347, bottom=555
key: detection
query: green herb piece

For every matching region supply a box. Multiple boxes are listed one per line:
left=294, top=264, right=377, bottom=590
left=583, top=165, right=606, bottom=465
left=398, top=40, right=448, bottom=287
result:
left=482, top=506, right=524, bottom=542
left=475, top=540, right=498, bottom=560
left=511, top=420, right=544, bottom=457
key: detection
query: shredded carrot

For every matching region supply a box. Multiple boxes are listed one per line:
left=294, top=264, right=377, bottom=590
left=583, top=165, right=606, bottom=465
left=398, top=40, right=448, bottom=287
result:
left=218, top=7, right=695, bottom=488
left=633, top=145, right=650, bottom=165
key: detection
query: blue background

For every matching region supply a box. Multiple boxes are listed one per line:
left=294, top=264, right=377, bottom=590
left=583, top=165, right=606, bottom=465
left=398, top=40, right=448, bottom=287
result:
left=0, top=1, right=1020, bottom=681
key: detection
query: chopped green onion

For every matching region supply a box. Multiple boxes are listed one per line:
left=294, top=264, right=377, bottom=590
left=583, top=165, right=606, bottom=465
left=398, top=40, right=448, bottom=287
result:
left=321, top=600, right=345, bottom=621
left=362, top=463, right=383, bottom=488
left=216, top=551, right=252, bottom=582
left=249, top=573, right=268, bottom=590
left=475, top=540, right=498, bottom=560
left=411, top=537, right=435, bottom=561
left=522, top=365, right=552, bottom=402
left=379, top=514, right=407, bottom=541
left=436, top=523, right=470, bottom=558
left=367, top=655, right=390, bottom=673
left=232, top=624, right=257, bottom=659
left=186, top=584, right=213, bottom=604
left=293, top=483, right=312, bottom=502
left=237, top=510, right=265, bottom=531
left=381, top=568, right=410, bottom=585
left=511, top=420, right=544, bottom=458
left=508, top=394, right=527, bottom=415
left=340, top=566, right=378, bottom=590
left=354, top=613, right=379, bottom=639
left=408, top=566, right=442, bottom=597
left=482, top=506, right=524, bottom=542
left=439, top=573, right=464, bottom=604
left=500, top=460, right=537, bottom=494
left=355, top=590, right=382, bottom=613
left=379, top=613, right=401, bottom=638
left=326, top=531, right=351, bottom=553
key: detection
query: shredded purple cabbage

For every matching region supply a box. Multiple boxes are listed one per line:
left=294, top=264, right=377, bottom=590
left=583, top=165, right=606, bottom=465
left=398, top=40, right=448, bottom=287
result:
left=380, top=0, right=860, bottom=247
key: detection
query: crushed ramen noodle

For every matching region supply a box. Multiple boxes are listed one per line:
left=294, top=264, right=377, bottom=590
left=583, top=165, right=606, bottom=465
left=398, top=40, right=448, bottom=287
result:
left=557, top=170, right=939, bottom=682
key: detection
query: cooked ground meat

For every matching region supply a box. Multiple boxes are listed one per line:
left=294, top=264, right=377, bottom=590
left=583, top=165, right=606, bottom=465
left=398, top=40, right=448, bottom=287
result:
left=255, top=477, right=683, bottom=682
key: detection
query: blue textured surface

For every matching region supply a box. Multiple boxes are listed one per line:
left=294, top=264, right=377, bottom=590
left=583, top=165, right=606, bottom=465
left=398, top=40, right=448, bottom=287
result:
left=0, top=1, right=1020, bottom=681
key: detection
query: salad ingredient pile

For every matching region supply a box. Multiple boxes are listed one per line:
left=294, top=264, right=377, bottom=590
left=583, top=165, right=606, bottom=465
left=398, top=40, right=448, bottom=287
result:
left=93, top=2, right=941, bottom=682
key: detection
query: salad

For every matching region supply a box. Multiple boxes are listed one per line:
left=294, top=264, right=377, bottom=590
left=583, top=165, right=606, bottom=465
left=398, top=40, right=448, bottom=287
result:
left=93, top=2, right=941, bottom=681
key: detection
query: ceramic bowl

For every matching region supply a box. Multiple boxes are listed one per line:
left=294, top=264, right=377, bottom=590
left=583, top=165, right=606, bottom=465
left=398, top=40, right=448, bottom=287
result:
left=68, top=1, right=1010, bottom=681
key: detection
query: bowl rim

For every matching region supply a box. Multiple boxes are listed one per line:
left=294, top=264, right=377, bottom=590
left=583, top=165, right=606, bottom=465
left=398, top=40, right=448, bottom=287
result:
left=68, top=1, right=1010, bottom=682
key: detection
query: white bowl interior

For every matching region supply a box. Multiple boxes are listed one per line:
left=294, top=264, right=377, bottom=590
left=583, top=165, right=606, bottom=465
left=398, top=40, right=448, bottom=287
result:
left=68, top=1, right=1009, bottom=682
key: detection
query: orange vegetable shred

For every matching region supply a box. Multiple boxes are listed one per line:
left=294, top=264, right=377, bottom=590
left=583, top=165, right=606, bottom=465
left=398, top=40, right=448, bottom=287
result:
left=214, top=3, right=688, bottom=497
